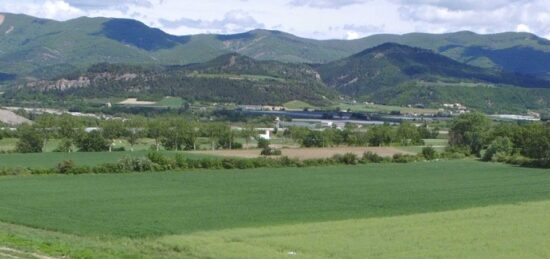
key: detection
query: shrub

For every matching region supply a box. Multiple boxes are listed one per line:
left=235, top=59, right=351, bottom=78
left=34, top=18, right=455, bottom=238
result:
left=231, top=142, right=243, bottom=150
left=147, top=152, right=172, bottom=168
left=257, top=138, right=270, bottom=149
left=174, top=154, right=189, bottom=169
left=119, top=156, right=154, bottom=172
left=422, top=146, right=438, bottom=160
left=56, top=160, right=76, bottom=174
left=261, top=147, right=282, bottom=156
left=362, top=152, right=384, bottom=163
left=482, top=137, right=514, bottom=161
left=440, top=150, right=467, bottom=160
left=333, top=153, right=359, bottom=165
left=392, top=153, right=418, bottom=163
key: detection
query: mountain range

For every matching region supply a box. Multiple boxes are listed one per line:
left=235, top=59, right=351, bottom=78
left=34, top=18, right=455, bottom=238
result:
left=2, top=13, right=550, bottom=79
left=1, top=13, right=550, bottom=113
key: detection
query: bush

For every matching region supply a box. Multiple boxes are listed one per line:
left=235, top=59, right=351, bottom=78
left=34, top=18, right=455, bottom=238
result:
left=392, top=153, right=418, bottom=163
left=482, top=137, right=514, bottom=161
left=56, top=160, right=76, bottom=174
left=333, top=153, right=359, bottom=165
left=257, top=138, right=270, bottom=149
left=147, top=152, right=172, bottom=167
left=440, top=151, right=467, bottom=159
left=231, top=142, right=243, bottom=150
left=422, top=146, right=438, bottom=160
left=362, top=152, right=384, bottom=163
left=261, top=147, right=282, bottom=156
left=174, top=154, right=189, bottom=169
left=119, top=156, right=154, bottom=172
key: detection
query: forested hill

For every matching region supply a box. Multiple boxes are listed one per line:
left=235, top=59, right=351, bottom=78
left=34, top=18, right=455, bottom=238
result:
left=6, top=54, right=335, bottom=105
left=3, top=13, right=550, bottom=80
left=317, top=43, right=550, bottom=96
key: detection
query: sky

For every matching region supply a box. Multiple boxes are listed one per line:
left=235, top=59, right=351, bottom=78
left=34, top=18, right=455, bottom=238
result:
left=1, top=0, right=549, bottom=39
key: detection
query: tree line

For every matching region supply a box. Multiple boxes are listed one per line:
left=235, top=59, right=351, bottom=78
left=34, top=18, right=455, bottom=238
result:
left=448, top=112, right=549, bottom=167
left=284, top=123, right=439, bottom=148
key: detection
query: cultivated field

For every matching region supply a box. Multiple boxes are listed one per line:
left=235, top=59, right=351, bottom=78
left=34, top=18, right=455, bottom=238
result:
left=194, top=146, right=413, bottom=159
left=0, top=160, right=549, bottom=258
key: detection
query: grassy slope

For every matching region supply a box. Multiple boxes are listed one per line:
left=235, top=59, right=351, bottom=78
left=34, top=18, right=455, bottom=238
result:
left=0, top=161, right=549, bottom=238
left=160, top=200, right=550, bottom=258
left=3, top=200, right=548, bottom=258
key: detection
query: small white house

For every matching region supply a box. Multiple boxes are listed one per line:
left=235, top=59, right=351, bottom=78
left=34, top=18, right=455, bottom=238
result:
left=258, top=130, right=271, bottom=140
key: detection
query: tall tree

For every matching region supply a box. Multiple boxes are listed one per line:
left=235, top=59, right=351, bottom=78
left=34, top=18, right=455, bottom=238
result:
left=15, top=124, right=44, bottom=153
left=449, top=112, right=491, bottom=156
left=101, top=120, right=127, bottom=152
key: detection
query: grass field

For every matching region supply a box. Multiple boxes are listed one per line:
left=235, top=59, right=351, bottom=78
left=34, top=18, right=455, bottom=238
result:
left=0, top=160, right=549, bottom=257
left=0, top=150, right=210, bottom=169
left=155, top=97, right=184, bottom=107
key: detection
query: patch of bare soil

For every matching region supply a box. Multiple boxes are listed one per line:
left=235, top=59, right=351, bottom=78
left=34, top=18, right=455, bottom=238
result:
left=0, top=109, right=32, bottom=125
left=118, top=98, right=156, bottom=105
left=194, top=147, right=413, bottom=160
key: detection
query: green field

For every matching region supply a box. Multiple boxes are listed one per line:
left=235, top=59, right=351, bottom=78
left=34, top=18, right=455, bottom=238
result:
left=0, top=160, right=549, bottom=257
left=155, top=97, right=184, bottom=107
left=0, top=150, right=210, bottom=169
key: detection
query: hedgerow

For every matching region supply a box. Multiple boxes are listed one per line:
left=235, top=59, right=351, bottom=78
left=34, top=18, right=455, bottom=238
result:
left=0, top=151, right=446, bottom=176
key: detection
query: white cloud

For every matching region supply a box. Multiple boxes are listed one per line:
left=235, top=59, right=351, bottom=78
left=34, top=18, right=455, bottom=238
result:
left=345, top=31, right=361, bottom=40
left=288, top=0, right=367, bottom=9
left=159, top=10, right=264, bottom=34
left=42, top=0, right=84, bottom=20
left=2, top=0, right=550, bottom=39
left=516, top=24, right=532, bottom=33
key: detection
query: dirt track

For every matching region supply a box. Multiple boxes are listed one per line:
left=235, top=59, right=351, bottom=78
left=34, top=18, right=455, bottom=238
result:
left=194, top=147, right=413, bottom=160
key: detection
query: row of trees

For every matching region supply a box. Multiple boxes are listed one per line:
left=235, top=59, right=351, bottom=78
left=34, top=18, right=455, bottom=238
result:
left=7, top=112, right=444, bottom=153
left=9, top=115, right=257, bottom=153
left=284, top=123, right=439, bottom=148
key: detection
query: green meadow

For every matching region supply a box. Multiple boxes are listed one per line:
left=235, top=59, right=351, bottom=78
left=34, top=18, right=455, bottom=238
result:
left=0, top=160, right=549, bottom=257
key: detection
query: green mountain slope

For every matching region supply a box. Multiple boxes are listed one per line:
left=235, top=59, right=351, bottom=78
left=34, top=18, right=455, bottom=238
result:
left=315, top=43, right=550, bottom=113
left=5, top=54, right=334, bottom=105
left=3, top=13, right=550, bottom=79
left=317, top=43, right=550, bottom=96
